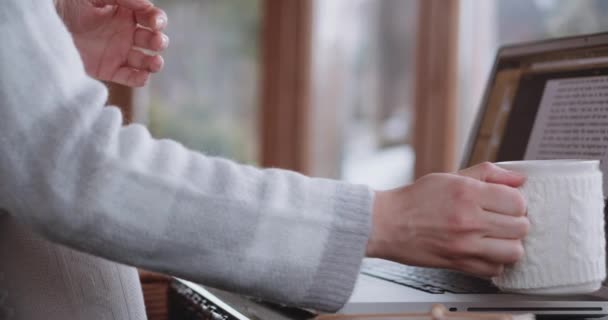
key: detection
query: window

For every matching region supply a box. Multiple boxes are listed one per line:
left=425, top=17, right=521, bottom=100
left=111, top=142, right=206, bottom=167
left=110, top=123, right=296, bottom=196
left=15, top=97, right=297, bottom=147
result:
left=136, top=0, right=261, bottom=164
left=310, top=0, right=418, bottom=189
left=458, top=0, right=608, bottom=163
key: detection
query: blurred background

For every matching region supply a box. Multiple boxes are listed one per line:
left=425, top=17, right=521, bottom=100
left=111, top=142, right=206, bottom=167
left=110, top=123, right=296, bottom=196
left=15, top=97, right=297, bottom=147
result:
left=113, top=0, right=608, bottom=190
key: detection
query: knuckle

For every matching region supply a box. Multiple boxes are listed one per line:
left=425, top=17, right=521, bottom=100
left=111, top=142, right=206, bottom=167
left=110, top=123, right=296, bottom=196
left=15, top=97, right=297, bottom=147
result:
left=447, top=211, right=469, bottom=232
left=477, top=161, right=494, bottom=173
left=479, top=161, right=494, bottom=171
left=450, top=178, right=478, bottom=202
left=447, top=204, right=479, bottom=233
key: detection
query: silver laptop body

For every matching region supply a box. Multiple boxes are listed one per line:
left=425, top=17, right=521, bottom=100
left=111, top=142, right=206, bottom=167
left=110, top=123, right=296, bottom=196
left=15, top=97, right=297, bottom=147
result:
left=342, top=32, right=608, bottom=317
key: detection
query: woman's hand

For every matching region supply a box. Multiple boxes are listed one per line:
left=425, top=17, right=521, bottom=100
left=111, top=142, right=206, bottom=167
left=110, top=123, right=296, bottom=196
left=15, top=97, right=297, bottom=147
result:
left=367, top=162, right=529, bottom=278
left=55, top=0, right=169, bottom=87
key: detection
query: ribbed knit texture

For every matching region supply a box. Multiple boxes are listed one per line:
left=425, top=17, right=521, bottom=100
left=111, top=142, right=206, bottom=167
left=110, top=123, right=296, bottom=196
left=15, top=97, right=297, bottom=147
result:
left=0, top=0, right=374, bottom=316
left=492, top=172, right=606, bottom=291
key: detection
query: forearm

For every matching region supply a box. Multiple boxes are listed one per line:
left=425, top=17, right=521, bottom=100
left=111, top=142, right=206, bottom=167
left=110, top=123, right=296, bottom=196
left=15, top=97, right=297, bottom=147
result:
left=0, top=0, right=373, bottom=311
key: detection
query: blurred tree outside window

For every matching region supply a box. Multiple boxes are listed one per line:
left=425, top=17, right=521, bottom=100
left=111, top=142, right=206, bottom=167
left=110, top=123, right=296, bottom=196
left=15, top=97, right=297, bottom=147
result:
left=136, top=0, right=261, bottom=164
left=310, top=0, right=418, bottom=189
left=458, top=0, right=608, bottom=164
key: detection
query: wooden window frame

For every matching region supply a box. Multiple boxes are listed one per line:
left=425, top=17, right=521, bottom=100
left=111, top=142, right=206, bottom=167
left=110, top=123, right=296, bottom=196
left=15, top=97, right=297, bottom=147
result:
left=259, top=0, right=313, bottom=174
left=413, top=0, right=460, bottom=178
left=110, top=0, right=460, bottom=179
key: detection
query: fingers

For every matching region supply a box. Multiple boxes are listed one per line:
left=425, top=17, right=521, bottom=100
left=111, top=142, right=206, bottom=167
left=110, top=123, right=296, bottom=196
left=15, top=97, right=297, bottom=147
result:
left=479, top=211, right=530, bottom=239
left=478, top=183, right=527, bottom=216
left=92, top=0, right=167, bottom=31
left=134, top=28, right=169, bottom=53
left=92, top=0, right=153, bottom=11
left=115, top=50, right=163, bottom=87
left=111, top=67, right=151, bottom=87
left=458, top=162, right=527, bottom=217
left=135, top=6, right=168, bottom=31
left=477, top=237, right=525, bottom=265
left=449, top=237, right=525, bottom=277
left=459, top=162, right=526, bottom=188
left=455, top=259, right=504, bottom=278
left=127, top=49, right=164, bottom=73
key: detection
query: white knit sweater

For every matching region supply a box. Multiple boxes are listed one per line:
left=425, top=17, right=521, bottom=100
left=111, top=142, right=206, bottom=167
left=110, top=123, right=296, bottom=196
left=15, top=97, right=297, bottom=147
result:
left=0, top=0, right=374, bottom=318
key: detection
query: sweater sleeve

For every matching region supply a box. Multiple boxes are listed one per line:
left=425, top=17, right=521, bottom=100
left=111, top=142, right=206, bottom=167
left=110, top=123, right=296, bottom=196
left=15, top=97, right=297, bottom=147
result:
left=0, top=0, right=373, bottom=312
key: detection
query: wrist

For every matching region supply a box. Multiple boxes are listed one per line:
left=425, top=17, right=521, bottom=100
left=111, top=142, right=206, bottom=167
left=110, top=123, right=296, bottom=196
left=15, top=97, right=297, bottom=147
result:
left=366, top=190, right=391, bottom=259
left=366, top=186, right=412, bottom=260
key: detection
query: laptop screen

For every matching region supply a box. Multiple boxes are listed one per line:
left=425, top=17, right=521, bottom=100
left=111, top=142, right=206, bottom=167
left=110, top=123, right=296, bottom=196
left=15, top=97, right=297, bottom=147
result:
left=466, top=39, right=608, bottom=185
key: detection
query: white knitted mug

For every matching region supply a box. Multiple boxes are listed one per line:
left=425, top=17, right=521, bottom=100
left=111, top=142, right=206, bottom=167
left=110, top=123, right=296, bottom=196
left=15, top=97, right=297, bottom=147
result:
left=493, top=159, right=606, bottom=294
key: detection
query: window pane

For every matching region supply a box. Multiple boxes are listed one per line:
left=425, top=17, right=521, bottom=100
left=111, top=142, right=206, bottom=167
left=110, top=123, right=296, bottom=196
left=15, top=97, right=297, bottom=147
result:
left=137, top=0, right=261, bottom=164
left=458, top=0, right=608, bottom=162
left=310, top=0, right=418, bottom=189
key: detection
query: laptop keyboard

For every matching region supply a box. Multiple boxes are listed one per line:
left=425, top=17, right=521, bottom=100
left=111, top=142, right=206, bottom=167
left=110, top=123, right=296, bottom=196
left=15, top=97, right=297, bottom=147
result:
left=360, top=259, right=501, bottom=294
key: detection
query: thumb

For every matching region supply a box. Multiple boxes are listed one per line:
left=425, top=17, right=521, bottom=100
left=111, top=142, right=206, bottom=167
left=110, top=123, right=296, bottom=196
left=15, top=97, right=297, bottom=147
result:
left=458, top=162, right=526, bottom=188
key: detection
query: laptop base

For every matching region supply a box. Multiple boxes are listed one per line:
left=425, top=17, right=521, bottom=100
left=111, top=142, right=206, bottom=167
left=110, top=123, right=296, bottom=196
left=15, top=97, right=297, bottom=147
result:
left=343, top=274, right=608, bottom=317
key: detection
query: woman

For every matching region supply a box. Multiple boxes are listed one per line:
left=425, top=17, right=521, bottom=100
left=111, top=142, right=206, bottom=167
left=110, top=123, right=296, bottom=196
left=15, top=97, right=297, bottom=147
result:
left=0, top=0, right=529, bottom=319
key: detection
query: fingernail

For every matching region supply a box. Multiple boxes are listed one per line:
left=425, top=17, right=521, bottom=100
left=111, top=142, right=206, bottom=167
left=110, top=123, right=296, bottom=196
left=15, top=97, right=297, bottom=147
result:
left=161, top=34, right=169, bottom=47
left=156, top=17, right=166, bottom=29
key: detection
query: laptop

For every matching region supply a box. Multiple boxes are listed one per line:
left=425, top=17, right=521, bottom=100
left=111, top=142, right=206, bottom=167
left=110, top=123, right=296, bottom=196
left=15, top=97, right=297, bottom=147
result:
left=342, top=32, right=608, bottom=317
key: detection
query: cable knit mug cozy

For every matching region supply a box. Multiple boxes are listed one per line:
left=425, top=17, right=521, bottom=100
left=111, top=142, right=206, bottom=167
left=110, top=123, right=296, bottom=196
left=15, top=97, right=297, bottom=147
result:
left=493, top=159, right=606, bottom=294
